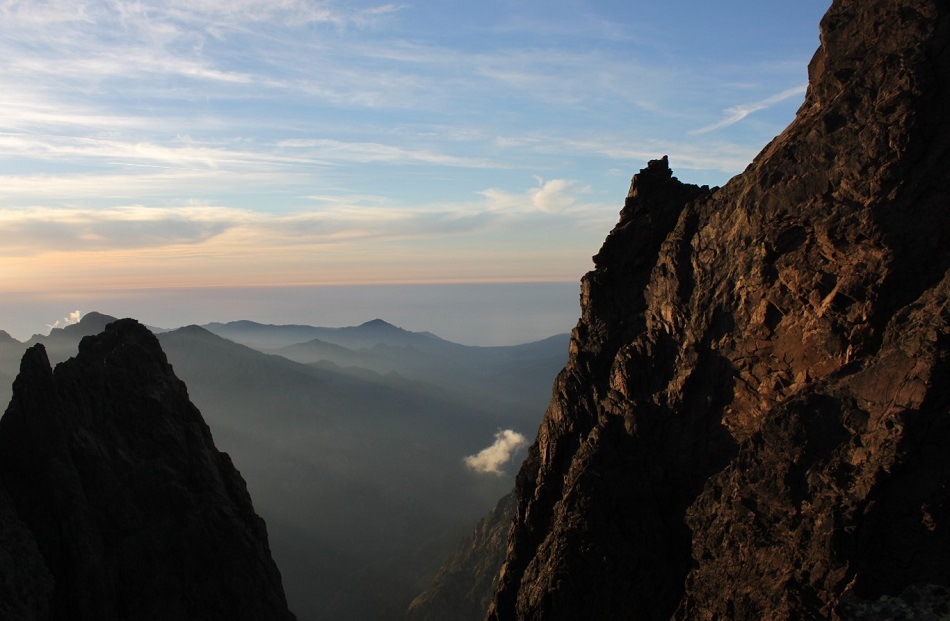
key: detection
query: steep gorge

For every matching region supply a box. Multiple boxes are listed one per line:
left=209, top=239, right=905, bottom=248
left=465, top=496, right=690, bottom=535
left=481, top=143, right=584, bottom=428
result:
left=488, top=0, right=950, bottom=618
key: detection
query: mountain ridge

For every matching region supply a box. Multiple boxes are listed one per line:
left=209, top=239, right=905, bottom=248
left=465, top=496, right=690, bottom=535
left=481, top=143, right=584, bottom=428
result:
left=203, top=317, right=446, bottom=351
left=485, top=0, right=950, bottom=618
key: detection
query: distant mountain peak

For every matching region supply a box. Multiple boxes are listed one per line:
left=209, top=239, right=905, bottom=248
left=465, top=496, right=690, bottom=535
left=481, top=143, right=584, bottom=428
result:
left=172, top=324, right=218, bottom=337
left=78, top=311, right=115, bottom=324
left=359, top=318, right=400, bottom=329
left=59, top=311, right=117, bottom=336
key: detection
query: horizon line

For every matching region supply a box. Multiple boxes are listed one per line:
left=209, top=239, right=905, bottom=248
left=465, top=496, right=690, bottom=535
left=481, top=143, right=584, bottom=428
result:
left=2, top=277, right=582, bottom=295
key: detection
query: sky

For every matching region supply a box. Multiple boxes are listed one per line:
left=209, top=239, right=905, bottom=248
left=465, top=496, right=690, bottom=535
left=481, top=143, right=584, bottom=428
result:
left=0, top=0, right=832, bottom=342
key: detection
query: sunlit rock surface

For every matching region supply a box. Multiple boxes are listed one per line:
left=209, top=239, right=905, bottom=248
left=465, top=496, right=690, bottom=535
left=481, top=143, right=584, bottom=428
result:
left=488, top=0, right=950, bottom=618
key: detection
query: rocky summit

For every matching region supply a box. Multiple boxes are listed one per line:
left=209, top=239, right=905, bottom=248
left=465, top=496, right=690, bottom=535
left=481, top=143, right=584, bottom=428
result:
left=488, top=0, right=950, bottom=619
left=0, top=319, right=295, bottom=620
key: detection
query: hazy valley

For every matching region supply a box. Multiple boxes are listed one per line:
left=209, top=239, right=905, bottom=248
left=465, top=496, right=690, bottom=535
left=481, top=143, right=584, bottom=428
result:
left=0, top=312, right=568, bottom=620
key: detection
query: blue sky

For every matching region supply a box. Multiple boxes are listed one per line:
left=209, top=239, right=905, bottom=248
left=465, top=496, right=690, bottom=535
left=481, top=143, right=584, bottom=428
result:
left=0, top=0, right=831, bottom=337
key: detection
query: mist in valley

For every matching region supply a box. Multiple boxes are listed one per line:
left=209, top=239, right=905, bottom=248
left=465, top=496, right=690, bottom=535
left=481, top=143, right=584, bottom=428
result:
left=0, top=311, right=568, bottom=620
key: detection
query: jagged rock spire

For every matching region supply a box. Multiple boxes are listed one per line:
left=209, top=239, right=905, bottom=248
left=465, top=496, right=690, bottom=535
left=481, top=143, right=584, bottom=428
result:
left=0, top=319, right=296, bottom=620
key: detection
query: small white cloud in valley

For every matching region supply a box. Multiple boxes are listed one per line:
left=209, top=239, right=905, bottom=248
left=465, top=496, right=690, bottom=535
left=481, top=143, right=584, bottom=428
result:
left=465, top=429, right=528, bottom=475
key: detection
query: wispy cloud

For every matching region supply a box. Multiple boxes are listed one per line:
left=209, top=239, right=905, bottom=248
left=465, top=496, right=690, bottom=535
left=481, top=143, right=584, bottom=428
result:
left=0, top=91, right=163, bottom=133
left=0, top=1, right=93, bottom=26
left=0, top=169, right=301, bottom=203
left=276, top=138, right=499, bottom=168
left=0, top=205, right=240, bottom=253
left=485, top=132, right=762, bottom=176
left=690, top=85, right=807, bottom=135
left=0, top=0, right=406, bottom=111
left=464, top=429, right=528, bottom=475
left=0, top=130, right=510, bottom=204
left=0, top=134, right=255, bottom=170
left=0, top=0, right=401, bottom=30
left=0, top=174, right=618, bottom=257
left=492, top=11, right=630, bottom=42
left=481, top=177, right=593, bottom=214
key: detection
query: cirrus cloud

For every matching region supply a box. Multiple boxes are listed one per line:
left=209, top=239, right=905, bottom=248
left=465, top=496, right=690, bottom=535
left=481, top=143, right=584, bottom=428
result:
left=690, top=85, right=807, bottom=136
left=0, top=205, right=240, bottom=254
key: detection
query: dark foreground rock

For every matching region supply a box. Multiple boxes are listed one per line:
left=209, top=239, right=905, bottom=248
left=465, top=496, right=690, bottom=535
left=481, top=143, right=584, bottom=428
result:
left=0, top=319, right=295, bottom=620
left=488, top=0, right=950, bottom=619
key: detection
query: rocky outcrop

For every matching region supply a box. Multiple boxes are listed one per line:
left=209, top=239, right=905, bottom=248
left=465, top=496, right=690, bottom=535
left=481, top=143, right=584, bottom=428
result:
left=407, top=493, right=516, bottom=621
left=489, top=0, right=950, bottom=619
left=0, top=319, right=296, bottom=620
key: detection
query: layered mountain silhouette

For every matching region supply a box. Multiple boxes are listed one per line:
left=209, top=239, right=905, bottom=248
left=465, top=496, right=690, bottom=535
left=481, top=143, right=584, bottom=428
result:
left=0, top=312, right=566, bottom=620
left=203, top=317, right=443, bottom=351
left=205, top=318, right=568, bottom=424
left=0, top=319, right=295, bottom=620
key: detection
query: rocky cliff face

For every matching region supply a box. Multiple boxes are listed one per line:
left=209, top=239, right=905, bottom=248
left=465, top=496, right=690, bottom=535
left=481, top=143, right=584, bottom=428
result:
left=0, top=319, right=296, bottom=620
left=489, top=0, right=950, bottom=619
left=406, top=493, right=516, bottom=621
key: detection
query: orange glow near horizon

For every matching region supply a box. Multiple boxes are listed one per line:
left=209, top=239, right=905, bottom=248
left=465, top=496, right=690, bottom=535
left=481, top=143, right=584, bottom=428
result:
left=1, top=245, right=587, bottom=294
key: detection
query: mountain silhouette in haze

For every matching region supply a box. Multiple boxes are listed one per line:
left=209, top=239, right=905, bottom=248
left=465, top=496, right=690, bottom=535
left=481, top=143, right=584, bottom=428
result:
left=211, top=318, right=569, bottom=423
left=0, top=319, right=295, bottom=620
left=0, top=311, right=566, bottom=620
left=203, top=317, right=443, bottom=351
